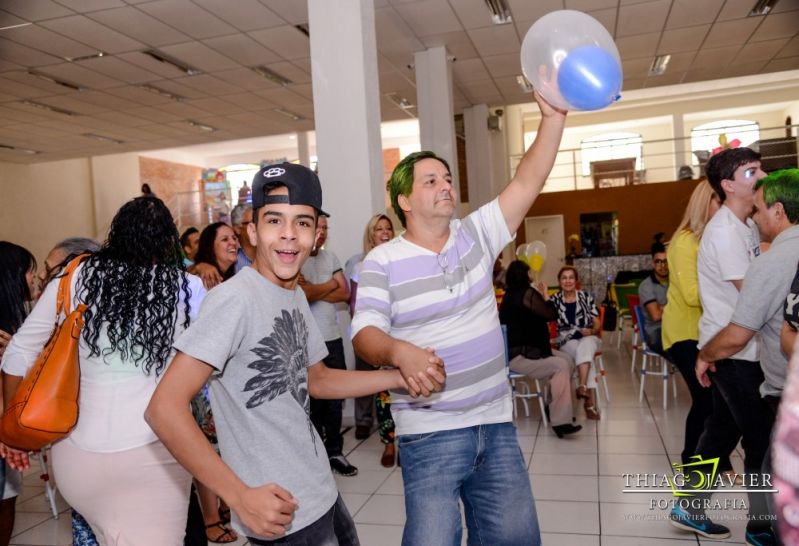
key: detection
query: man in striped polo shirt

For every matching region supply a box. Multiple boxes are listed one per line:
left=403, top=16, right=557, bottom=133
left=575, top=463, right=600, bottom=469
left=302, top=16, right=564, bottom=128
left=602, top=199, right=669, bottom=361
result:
left=352, top=92, right=566, bottom=546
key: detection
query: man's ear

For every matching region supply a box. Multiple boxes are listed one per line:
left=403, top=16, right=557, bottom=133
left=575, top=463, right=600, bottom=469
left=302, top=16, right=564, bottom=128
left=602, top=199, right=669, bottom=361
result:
left=398, top=193, right=411, bottom=214
left=247, top=219, right=258, bottom=247
left=720, top=179, right=735, bottom=197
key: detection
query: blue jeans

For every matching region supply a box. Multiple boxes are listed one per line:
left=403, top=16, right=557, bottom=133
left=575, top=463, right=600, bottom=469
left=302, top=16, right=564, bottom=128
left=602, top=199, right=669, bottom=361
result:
left=398, top=422, right=540, bottom=546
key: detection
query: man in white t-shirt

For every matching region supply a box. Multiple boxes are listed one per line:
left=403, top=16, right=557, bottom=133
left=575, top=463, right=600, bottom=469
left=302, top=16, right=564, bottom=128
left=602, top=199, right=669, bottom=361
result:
left=670, top=147, right=768, bottom=541
left=352, top=92, right=566, bottom=546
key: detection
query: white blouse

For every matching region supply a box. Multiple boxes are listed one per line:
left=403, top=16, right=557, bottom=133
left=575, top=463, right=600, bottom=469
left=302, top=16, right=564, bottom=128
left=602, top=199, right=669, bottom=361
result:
left=1, top=264, right=206, bottom=453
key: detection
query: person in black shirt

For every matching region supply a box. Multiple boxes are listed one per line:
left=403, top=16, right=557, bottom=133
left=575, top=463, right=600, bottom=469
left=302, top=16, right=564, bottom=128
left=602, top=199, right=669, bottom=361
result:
left=499, top=260, right=582, bottom=438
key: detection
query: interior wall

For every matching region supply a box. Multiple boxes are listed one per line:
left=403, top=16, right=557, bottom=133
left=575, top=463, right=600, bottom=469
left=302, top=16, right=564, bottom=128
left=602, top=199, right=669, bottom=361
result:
left=0, top=158, right=95, bottom=262
left=90, top=153, right=142, bottom=239
left=523, top=179, right=699, bottom=256
left=139, top=157, right=204, bottom=229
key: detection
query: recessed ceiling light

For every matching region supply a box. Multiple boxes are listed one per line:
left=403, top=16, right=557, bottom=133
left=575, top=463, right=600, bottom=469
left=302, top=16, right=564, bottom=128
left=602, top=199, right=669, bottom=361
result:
left=142, top=49, right=202, bottom=76
left=649, top=54, right=671, bottom=76
left=21, top=100, right=77, bottom=116
left=0, top=143, right=38, bottom=154
left=139, top=84, right=184, bottom=101
left=186, top=120, right=217, bottom=132
left=273, top=107, right=304, bottom=121
left=64, top=52, right=106, bottom=62
left=749, top=0, right=779, bottom=16
left=484, top=0, right=512, bottom=25
left=516, top=74, right=534, bottom=93
left=27, top=70, right=84, bottom=91
left=82, top=133, right=124, bottom=144
left=252, top=66, right=293, bottom=86
left=385, top=92, right=415, bottom=110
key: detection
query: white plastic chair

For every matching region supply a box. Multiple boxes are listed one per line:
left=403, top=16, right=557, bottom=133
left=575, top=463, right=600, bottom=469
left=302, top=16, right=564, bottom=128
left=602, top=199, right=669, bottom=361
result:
left=501, top=325, right=549, bottom=426
left=633, top=305, right=677, bottom=409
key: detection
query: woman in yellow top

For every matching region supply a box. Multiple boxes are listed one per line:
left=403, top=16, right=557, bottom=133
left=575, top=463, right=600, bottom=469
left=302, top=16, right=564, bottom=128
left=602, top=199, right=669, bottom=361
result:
left=663, top=181, right=736, bottom=469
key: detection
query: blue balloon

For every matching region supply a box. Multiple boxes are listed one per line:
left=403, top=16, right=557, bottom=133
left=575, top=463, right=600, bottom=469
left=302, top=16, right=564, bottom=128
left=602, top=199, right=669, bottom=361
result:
left=557, top=45, right=622, bottom=111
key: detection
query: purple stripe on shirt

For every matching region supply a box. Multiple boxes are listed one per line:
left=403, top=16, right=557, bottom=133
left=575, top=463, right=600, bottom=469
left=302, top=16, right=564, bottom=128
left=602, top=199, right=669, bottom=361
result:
left=391, top=381, right=509, bottom=412
left=355, top=296, right=391, bottom=315
left=435, top=328, right=503, bottom=373
left=393, top=270, right=492, bottom=326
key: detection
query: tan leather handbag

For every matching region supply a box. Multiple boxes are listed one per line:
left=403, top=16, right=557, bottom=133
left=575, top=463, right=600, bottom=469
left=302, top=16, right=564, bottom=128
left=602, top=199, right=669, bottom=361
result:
left=0, top=255, right=87, bottom=451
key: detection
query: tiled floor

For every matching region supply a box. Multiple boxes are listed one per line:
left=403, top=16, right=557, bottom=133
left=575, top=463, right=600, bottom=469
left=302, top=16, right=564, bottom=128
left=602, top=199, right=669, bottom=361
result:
left=10, top=334, right=754, bottom=545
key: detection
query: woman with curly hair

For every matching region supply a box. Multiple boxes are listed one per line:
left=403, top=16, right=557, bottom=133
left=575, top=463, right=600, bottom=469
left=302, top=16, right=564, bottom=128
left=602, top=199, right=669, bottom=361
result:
left=1, top=196, right=205, bottom=544
left=0, top=241, right=37, bottom=546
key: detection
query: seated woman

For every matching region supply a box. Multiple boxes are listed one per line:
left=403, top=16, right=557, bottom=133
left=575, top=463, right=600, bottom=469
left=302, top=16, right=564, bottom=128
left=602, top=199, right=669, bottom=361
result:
left=550, top=266, right=602, bottom=420
left=499, top=260, right=582, bottom=438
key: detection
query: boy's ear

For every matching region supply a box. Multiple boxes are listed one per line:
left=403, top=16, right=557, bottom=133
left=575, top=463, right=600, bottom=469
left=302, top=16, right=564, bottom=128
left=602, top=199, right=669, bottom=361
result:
left=720, top=179, right=734, bottom=197
left=247, top=219, right=258, bottom=247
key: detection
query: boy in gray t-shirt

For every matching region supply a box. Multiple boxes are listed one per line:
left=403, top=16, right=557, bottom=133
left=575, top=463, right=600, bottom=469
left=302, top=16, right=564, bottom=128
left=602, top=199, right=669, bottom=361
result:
left=146, top=163, right=444, bottom=544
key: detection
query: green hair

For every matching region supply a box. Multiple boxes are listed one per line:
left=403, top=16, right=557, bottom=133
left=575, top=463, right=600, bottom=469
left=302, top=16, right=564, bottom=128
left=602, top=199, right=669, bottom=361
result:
left=754, top=168, right=799, bottom=223
left=387, top=150, right=450, bottom=228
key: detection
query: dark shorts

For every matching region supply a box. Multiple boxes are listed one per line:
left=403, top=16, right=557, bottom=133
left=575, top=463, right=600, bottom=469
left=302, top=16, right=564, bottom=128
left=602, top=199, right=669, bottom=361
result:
left=248, top=494, right=358, bottom=546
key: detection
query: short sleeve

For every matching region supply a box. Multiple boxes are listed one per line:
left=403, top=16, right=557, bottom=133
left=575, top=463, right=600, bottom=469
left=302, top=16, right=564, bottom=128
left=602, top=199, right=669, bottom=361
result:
left=707, top=223, right=751, bottom=282
left=638, top=279, right=656, bottom=306
left=350, top=253, right=392, bottom=338
left=174, top=287, right=247, bottom=373
left=471, top=199, right=513, bottom=259
left=329, top=251, right=343, bottom=275
left=731, top=258, right=777, bottom=333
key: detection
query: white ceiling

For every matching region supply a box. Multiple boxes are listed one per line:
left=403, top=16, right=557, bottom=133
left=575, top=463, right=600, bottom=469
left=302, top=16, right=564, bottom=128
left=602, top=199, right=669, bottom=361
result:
left=0, top=0, right=797, bottom=163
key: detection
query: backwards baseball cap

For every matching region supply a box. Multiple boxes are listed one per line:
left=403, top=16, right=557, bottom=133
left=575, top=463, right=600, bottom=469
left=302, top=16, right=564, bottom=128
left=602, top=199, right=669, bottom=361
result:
left=252, top=162, right=329, bottom=217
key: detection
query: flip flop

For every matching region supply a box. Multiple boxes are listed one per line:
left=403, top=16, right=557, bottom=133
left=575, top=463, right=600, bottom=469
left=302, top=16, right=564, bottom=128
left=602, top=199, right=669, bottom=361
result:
left=206, top=521, right=237, bottom=544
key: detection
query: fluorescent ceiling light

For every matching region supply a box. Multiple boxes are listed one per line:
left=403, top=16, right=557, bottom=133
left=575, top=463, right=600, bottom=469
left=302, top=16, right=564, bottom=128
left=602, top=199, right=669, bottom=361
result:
left=21, top=100, right=77, bottom=116
left=385, top=92, right=415, bottom=110
left=142, top=50, right=202, bottom=76
left=484, top=0, right=512, bottom=24
left=516, top=74, right=534, bottom=93
left=82, top=133, right=124, bottom=144
left=139, top=84, right=184, bottom=101
left=186, top=120, right=217, bottom=132
left=27, top=70, right=84, bottom=91
left=273, top=107, right=304, bottom=121
left=0, top=22, right=32, bottom=31
left=0, top=143, right=38, bottom=154
left=749, top=0, right=779, bottom=15
left=64, top=52, right=105, bottom=62
left=649, top=54, right=671, bottom=76
left=252, top=66, right=293, bottom=86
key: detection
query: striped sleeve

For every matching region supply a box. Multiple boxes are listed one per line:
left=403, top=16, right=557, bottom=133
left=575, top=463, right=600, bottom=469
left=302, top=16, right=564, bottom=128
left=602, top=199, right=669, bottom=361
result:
left=350, top=254, right=391, bottom=338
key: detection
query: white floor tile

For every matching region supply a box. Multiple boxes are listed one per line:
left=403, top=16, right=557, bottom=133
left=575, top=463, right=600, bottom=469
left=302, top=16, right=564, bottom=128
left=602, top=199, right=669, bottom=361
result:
left=353, top=494, right=406, bottom=525
left=531, top=474, right=599, bottom=502
left=530, top=452, right=598, bottom=476
left=537, top=500, right=600, bottom=534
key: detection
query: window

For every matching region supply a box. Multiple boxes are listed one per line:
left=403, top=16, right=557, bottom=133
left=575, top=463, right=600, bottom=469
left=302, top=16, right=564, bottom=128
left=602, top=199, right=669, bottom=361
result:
left=690, top=120, right=760, bottom=165
left=580, top=132, right=643, bottom=177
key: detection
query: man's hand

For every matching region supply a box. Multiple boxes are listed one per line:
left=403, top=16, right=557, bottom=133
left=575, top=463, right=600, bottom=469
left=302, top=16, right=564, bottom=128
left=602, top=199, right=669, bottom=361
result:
left=392, top=342, right=446, bottom=397
left=192, top=262, right=223, bottom=290
left=231, top=483, right=297, bottom=539
left=0, top=443, right=30, bottom=471
left=695, top=357, right=716, bottom=388
left=0, top=329, right=10, bottom=358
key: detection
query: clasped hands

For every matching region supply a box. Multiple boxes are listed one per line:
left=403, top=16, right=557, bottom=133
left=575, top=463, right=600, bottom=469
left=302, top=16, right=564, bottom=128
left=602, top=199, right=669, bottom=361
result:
left=393, top=341, right=446, bottom=398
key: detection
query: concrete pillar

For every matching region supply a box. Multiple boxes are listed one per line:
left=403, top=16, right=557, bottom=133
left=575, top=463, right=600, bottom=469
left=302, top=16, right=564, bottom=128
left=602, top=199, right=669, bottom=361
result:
left=414, top=46, right=460, bottom=204
left=672, top=113, right=690, bottom=179
left=296, top=131, right=311, bottom=168
left=308, top=0, right=385, bottom=266
left=463, top=104, right=492, bottom=212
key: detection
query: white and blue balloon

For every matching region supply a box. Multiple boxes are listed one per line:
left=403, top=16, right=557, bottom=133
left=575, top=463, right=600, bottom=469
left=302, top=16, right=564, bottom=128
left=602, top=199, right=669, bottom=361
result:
left=521, top=10, right=623, bottom=111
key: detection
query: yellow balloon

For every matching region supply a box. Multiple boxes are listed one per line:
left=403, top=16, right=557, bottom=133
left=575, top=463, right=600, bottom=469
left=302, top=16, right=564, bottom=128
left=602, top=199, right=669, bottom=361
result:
left=530, top=254, right=545, bottom=272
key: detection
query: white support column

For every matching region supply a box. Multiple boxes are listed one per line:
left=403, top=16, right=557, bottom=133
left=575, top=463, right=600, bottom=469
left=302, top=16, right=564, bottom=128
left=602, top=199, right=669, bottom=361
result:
left=296, top=131, right=311, bottom=168
left=414, top=46, right=460, bottom=198
left=672, top=112, right=690, bottom=179
left=308, top=0, right=385, bottom=266
left=463, top=104, right=492, bottom=212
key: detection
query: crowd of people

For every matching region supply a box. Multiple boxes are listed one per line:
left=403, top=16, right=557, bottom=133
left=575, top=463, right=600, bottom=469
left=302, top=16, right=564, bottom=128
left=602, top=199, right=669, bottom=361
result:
left=1, top=89, right=799, bottom=546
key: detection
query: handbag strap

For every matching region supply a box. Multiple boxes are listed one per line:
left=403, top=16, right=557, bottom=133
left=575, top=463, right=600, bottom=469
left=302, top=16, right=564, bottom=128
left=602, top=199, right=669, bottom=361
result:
left=55, top=254, right=89, bottom=318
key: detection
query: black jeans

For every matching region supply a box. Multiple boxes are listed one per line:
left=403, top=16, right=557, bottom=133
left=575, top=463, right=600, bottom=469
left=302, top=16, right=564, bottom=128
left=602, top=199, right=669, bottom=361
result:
left=248, top=495, right=358, bottom=546
left=310, top=338, right=347, bottom=457
left=667, top=340, right=732, bottom=470
left=695, top=359, right=774, bottom=532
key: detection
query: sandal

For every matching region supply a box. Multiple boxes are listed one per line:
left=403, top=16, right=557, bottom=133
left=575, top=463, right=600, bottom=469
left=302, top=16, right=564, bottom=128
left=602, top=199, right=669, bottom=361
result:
left=218, top=503, right=231, bottom=524
left=584, top=405, right=601, bottom=420
left=576, top=385, right=589, bottom=400
left=206, top=521, right=237, bottom=544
